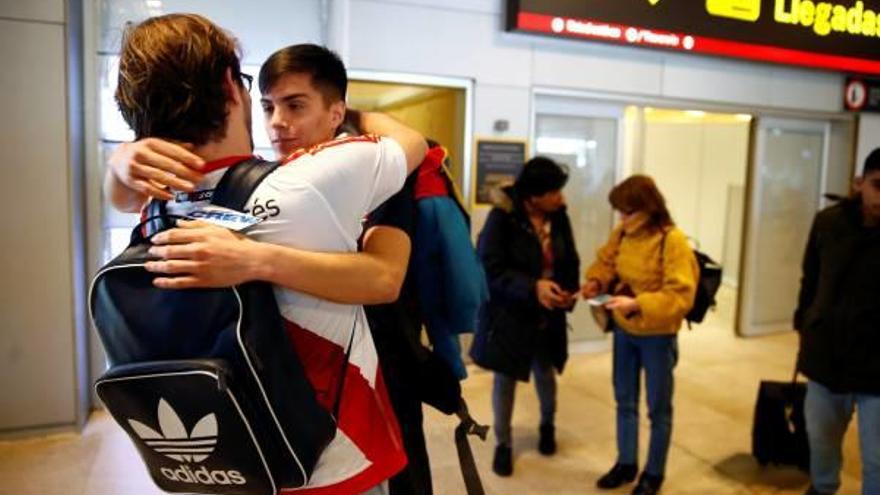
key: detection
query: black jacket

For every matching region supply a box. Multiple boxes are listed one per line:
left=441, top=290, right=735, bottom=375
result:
left=795, top=198, right=880, bottom=395
left=470, top=186, right=580, bottom=381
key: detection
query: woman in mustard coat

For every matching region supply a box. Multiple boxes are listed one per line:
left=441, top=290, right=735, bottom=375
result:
left=582, top=175, right=698, bottom=495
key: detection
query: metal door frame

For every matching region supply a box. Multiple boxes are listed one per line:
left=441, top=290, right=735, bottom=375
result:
left=737, top=117, right=830, bottom=337
left=531, top=92, right=626, bottom=343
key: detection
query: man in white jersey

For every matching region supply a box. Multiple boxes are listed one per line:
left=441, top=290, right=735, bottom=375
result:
left=107, top=14, right=426, bottom=495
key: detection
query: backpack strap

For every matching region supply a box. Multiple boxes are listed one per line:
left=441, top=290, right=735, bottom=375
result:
left=211, top=157, right=279, bottom=210
left=331, top=314, right=357, bottom=420
left=136, top=198, right=171, bottom=242
left=454, top=398, right=489, bottom=495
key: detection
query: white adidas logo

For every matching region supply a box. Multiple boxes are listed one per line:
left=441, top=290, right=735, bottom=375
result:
left=128, top=398, right=218, bottom=463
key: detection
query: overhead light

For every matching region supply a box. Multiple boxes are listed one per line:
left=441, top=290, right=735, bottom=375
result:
left=735, top=113, right=752, bottom=122
left=684, top=110, right=706, bottom=118
left=146, top=0, right=162, bottom=7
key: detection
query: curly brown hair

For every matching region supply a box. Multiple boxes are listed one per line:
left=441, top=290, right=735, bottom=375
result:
left=115, top=13, right=243, bottom=145
left=609, top=174, right=673, bottom=229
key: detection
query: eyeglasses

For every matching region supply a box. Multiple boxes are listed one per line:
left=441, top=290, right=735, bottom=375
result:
left=240, top=72, right=253, bottom=92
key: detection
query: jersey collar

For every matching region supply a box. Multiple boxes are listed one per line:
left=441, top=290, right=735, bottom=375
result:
left=200, top=154, right=256, bottom=174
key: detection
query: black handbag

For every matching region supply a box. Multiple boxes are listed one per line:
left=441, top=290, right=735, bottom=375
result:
left=751, top=369, right=810, bottom=471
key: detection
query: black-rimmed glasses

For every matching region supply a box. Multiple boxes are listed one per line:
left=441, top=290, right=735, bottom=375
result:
left=240, top=72, right=253, bottom=92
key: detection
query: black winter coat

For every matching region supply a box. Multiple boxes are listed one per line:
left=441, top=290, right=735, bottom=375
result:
left=795, top=198, right=880, bottom=395
left=470, top=187, right=580, bottom=381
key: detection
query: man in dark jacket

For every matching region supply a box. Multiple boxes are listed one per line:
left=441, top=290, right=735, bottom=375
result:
left=471, top=157, right=580, bottom=477
left=795, top=148, right=880, bottom=495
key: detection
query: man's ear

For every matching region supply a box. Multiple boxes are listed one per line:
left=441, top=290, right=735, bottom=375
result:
left=854, top=176, right=865, bottom=194
left=223, top=68, right=243, bottom=107
left=328, top=100, right=345, bottom=130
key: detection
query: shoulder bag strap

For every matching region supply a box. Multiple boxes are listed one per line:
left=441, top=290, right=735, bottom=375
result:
left=211, top=157, right=279, bottom=210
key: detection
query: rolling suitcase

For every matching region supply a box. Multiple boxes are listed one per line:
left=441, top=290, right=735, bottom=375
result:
left=751, top=370, right=810, bottom=471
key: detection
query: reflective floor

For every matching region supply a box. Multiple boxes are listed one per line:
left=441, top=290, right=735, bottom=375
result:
left=0, top=288, right=863, bottom=494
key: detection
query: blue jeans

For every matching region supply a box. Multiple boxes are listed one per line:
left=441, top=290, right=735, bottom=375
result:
left=613, top=326, right=678, bottom=477
left=493, top=357, right=556, bottom=446
left=805, top=380, right=880, bottom=495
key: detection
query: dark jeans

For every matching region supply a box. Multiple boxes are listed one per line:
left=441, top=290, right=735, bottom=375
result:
left=493, top=356, right=556, bottom=446
left=612, top=326, right=678, bottom=477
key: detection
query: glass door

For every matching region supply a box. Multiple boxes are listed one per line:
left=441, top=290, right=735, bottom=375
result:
left=738, top=118, right=828, bottom=336
left=534, top=96, right=623, bottom=342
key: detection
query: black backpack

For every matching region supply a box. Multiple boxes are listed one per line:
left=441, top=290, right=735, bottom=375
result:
left=687, top=248, right=723, bottom=324
left=90, top=158, right=335, bottom=495
left=661, top=232, right=723, bottom=326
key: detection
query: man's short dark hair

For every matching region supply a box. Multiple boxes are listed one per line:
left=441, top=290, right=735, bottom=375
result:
left=115, top=13, right=243, bottom=145
left=515, top=157, right=569, bottom=198
left=258, top=44, right=347, bottom=105
left=864, top=148, right=880, bottom=176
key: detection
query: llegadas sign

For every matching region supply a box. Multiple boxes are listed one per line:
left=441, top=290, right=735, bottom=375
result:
left=506, top=0, right=880, bottom=74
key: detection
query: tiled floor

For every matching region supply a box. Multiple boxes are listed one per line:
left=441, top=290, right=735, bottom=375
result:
left=0, top=288, right=864, bottom=494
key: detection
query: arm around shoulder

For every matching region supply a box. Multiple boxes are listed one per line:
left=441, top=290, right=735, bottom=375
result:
left=257, top=226, right=411, bottom=305
left=358, top=111, right=427, bottom=174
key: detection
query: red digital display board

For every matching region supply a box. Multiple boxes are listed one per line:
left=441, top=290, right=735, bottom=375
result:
left=507, top=0, right=880, bottom=75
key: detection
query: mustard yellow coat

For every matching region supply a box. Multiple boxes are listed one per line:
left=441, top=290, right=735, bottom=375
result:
left=585, top=217, right=698, bottom=335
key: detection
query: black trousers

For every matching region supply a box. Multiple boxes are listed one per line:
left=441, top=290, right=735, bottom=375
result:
left=388, top=385, right=432, bottom=495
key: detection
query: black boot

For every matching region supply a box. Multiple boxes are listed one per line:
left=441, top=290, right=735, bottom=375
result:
left=492, top=445, right=513, bottom=477
left=631, top=473, right=663, bottom=495
left=596, top=463, right=637, bottom=489
left=538, top=423, right=556, bottom=456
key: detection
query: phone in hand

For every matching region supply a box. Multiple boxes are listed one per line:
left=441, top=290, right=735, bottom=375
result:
left=587, top=294, right=612, bottom=306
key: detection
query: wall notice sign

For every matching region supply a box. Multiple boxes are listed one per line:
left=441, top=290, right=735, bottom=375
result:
left=507, top=0, right=880, bottom=75
left=474, top=139, right=527, bottom=204
left=844, top=76, right=880, bottom=110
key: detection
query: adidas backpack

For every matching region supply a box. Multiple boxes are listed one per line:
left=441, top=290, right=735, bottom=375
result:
left=90, top=158, right=335, bottom=495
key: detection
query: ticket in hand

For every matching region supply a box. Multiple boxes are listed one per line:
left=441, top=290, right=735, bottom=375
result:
left=587, top=294, right=613, bottom=306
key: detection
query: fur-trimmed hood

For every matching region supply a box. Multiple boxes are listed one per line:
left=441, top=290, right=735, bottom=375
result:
left=487, top=184, right=518, bottom=213
left=487, top=183, right=569, bottom=219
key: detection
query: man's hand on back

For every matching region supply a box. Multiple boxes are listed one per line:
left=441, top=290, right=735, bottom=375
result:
left=145, top=220, right=265, bottom=289
left=107, top=138, right=205, bottom=206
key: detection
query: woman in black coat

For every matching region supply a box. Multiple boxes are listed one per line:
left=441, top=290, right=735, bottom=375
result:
left=470, top=157, right=580, bottom=477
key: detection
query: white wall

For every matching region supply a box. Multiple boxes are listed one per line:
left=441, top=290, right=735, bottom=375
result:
left=0, top=0, right=81, bottom=432
left=344, top=0, right=843, bottom=152
left=642, top=120, right=749, bottom=275
left=97, top=0, right=323, bottom=65
left=0, top=0, right=64, bottom=22
left=696, top=123, right=750, bottom=264
left=642, top=122, right=703, bottom=236
left=341, top=0, right=846, bottom=242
